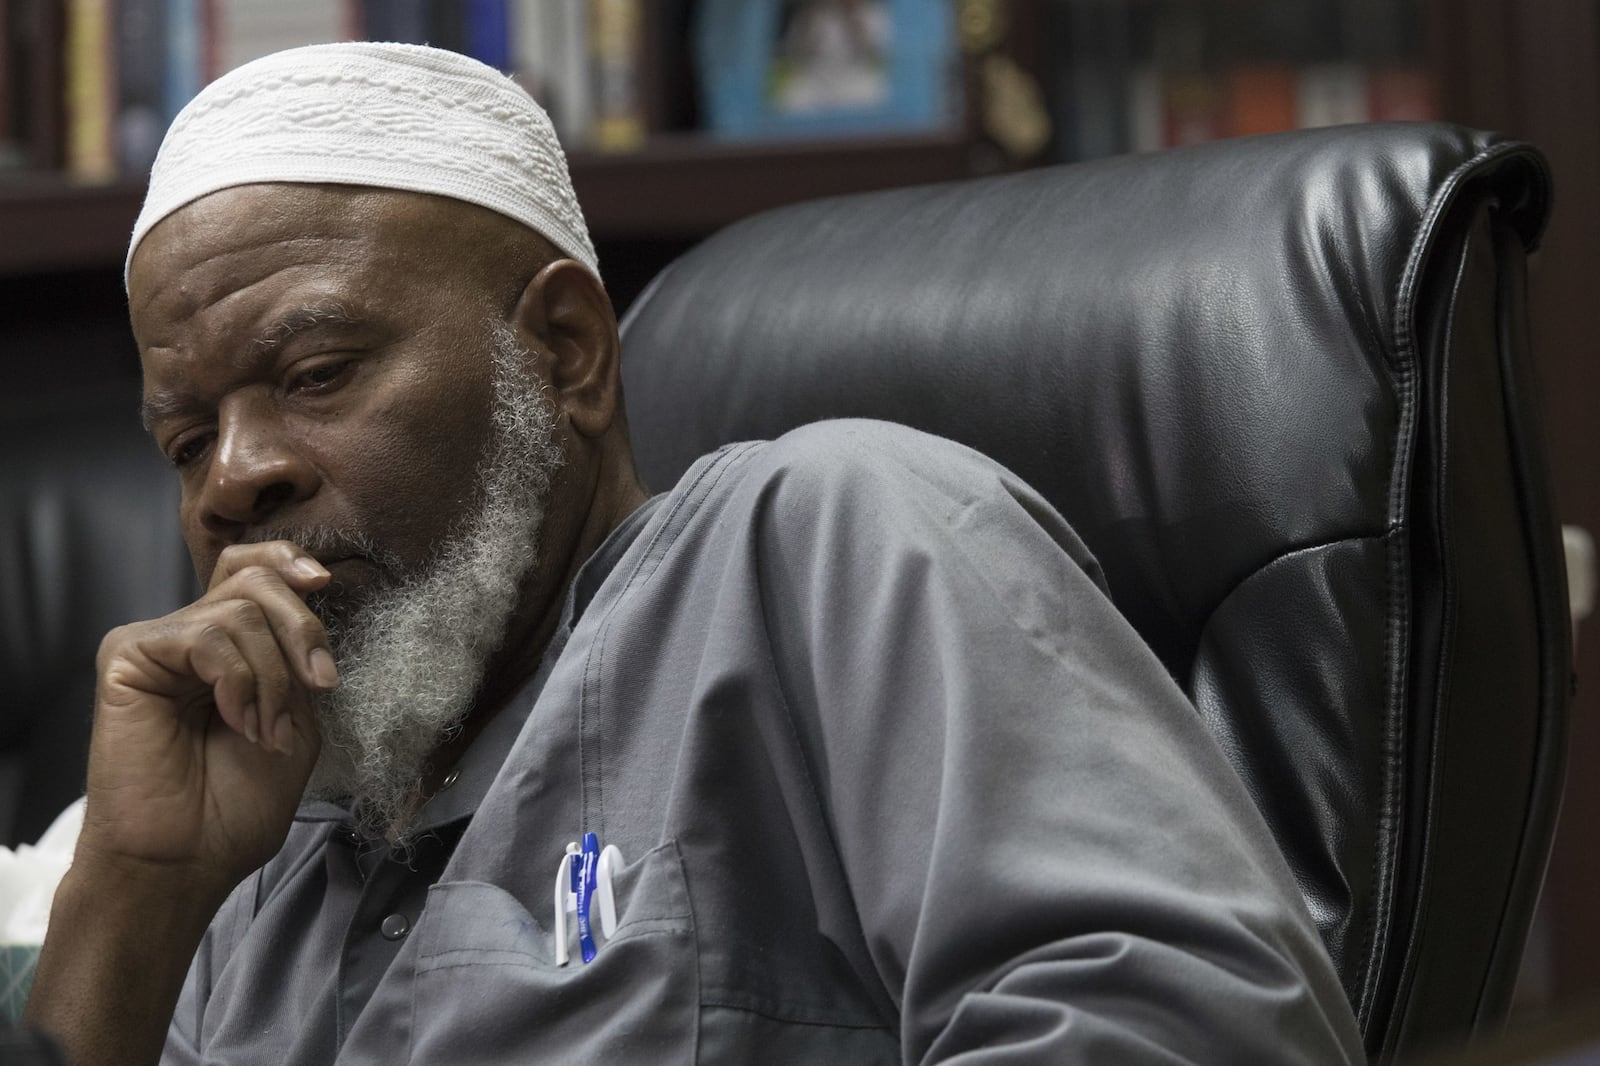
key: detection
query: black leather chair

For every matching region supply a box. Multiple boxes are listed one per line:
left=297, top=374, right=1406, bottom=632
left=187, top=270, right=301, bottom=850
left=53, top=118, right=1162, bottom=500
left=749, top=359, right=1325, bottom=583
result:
left=618, top=123, right=1570, bottom=1060
left=2, top=123, right=1568, bottom=1061
left=0, top=387, right=195, bottom=847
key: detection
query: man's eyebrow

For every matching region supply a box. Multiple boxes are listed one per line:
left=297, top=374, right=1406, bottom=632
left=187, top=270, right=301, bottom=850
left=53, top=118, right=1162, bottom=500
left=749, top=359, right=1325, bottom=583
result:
left=140, top=303, right=365, bottom=431
left=248, top=302, right=363, bottom=357
left=140, top=388, right=199, bottom=433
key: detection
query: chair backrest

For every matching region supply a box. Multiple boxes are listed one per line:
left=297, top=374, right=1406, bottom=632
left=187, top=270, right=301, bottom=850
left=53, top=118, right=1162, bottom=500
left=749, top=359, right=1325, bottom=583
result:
left=0, top=387, right=196, bottom=847
left=617, top=123, right=1570, bottom=1060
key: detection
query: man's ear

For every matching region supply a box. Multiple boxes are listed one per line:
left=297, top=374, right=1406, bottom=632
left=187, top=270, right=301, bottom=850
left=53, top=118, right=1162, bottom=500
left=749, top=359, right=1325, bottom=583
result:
left=509, top=259, right=621, bottom=439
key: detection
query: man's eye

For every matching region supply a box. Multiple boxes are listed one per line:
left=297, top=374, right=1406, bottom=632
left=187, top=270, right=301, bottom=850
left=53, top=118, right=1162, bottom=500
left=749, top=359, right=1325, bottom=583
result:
left=290, top=360, right=353, bottom=392
left=168, top=434, right=212, bottom=468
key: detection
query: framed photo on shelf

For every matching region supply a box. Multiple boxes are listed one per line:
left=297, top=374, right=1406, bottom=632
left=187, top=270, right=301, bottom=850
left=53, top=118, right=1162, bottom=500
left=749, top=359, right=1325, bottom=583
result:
left=694, top=0, right=956, bottom=139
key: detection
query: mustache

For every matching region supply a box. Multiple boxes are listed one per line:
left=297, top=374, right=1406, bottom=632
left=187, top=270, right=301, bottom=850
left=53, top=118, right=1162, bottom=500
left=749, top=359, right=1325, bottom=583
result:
left=240, top=524, right=408, bottom=577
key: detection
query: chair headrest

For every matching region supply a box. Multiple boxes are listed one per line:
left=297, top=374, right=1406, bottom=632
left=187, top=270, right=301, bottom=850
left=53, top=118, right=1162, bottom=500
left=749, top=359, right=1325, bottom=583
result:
left=618, top=123, right=1550, bottom=677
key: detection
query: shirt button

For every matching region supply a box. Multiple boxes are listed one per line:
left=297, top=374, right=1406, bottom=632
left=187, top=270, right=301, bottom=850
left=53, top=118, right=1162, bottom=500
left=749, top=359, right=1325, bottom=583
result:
left=380, top=913, right=411, bottom=941
left=440, top=768, right=460, bottom=790
left=334, top=826, right=361, bottom=846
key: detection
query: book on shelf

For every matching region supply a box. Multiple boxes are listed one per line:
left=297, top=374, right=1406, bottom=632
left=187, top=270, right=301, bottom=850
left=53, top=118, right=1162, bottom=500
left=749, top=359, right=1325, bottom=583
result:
left=1295, top=64, right=1369, bottom=129
left=1225, top=64, right=1296, bottom=138
left=10, top=0, right=66, bottom=171
left=515, top=0, right=595, bottom=147
left=20, top=0, right=664, bottom=183
left=1367, top=66, right=1435, bottom=122
left=115, top=0, right=167, bottom=175
left=203, top=0, right=359, bottom=79
left=1046, top=0, right=1139, bottom=163
left=0, top=0, right=13, bottom=169
left=589, top=0, right=646, bottom=151
left=8, top=0, right=1441, bottom=188
left=465, top=0, right=512, bottom=72
left=1043, top=0, right=1438, bottom=159
left=163, top=0, right=202, bottom=129
left=427, top=0, right=468, bottom=55
left=65, top=0, right=116, bottom=182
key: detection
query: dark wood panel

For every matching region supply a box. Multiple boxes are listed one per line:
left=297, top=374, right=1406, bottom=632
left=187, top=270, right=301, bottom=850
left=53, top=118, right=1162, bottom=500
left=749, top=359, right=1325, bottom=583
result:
left=569, top=131, right=985, bottom=238
left=0, top=178, right=146, bottom=275
left=1426, top=0, right=1519, bottom=132
left=1432, top=0, right=1600, bottom=1013
left=0, top=131, right=984, bottom=276
left=1499, top=0, right=1600, bottom=1009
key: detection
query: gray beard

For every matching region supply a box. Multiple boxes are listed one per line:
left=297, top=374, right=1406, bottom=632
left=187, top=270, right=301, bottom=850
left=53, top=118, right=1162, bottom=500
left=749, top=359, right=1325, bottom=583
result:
left=281, top=324, right=564, bottom=837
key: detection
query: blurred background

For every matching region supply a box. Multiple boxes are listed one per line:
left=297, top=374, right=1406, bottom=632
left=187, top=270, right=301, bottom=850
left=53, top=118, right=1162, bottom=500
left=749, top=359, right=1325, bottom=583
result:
left=1, top=0, right=1595, bottom=1032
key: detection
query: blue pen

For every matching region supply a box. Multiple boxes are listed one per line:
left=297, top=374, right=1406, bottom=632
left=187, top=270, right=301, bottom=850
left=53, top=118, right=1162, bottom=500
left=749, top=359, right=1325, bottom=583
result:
left=575, top=831, right=600, bottom=963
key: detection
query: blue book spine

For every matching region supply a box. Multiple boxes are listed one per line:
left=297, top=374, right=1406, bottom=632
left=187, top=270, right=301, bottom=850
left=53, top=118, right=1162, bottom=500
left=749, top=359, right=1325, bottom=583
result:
left=465, top=0, right=509, bottom=70
left=162, top=0, right=202, bottom=123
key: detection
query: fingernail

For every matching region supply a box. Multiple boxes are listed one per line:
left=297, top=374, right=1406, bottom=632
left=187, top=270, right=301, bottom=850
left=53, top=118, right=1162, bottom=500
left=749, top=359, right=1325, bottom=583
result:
left=242, top=703, right=260, bottom=745
left=295, top=558, right=330, bottom=579
left=273, top=716, right=296, bottom=756
left=310, top=647, right=340, bottom=689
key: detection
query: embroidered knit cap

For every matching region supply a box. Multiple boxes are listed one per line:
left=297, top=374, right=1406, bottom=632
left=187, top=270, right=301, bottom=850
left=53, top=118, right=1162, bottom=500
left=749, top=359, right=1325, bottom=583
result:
left=126, top=41, right=598, bottom=287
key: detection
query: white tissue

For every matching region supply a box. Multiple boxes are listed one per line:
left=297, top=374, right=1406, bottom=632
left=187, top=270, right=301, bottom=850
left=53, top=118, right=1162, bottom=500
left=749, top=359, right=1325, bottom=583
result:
left=0, top=798, right=85, bottom=945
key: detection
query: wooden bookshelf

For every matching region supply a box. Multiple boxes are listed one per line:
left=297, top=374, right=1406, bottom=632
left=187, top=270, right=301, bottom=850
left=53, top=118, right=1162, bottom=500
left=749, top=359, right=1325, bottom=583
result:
left=567, top=130, right=989, bottom=236
left=0, top=130, right=989, bottom=277
left=0, top=175, right=147, bottom=276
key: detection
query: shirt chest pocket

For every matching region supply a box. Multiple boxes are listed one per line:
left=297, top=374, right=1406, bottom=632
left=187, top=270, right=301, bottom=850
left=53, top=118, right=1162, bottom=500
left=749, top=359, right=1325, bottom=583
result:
left=406, top=840, right=698, bottom=1064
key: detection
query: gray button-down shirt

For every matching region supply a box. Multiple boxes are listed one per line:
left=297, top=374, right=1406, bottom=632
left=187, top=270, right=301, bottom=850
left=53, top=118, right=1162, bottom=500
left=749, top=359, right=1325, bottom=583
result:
left=164, top=492, right=657, bottom=1061
left=163, top=420, right=1364, bottom=1064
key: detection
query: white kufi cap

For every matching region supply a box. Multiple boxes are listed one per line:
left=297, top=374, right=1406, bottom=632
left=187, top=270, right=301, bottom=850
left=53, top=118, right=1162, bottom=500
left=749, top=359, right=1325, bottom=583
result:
left=127, top=41, right=597, bottom=285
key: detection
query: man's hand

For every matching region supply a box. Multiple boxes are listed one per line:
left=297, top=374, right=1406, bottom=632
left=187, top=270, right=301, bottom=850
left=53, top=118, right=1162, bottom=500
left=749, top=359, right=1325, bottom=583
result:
left=24, top=541, right=339, bottom=1066
left=79, top=540, right=338, bottom=892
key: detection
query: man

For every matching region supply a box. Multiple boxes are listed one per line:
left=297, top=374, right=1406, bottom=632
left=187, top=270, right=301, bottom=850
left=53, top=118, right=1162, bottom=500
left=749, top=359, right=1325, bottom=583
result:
left=23, top=42, right=1364, bottom=1064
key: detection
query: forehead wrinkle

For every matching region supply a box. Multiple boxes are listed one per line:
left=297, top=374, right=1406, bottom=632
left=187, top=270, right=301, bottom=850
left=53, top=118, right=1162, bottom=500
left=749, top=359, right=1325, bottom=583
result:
left=135, top=227, right=366, bottom=321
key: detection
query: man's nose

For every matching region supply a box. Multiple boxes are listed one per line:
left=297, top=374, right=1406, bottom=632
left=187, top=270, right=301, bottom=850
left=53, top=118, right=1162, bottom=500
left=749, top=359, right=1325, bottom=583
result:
left=197, top=398, right=318, bottom=538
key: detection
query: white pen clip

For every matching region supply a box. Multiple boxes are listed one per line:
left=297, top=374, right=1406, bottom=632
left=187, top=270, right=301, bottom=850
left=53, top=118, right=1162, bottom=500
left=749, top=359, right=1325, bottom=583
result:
left=552, top=836, right=624, bottom=965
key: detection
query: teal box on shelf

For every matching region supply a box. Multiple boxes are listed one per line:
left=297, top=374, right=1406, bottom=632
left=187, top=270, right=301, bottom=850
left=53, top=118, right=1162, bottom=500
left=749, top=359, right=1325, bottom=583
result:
left=695, top=0, right=957, bottom=139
